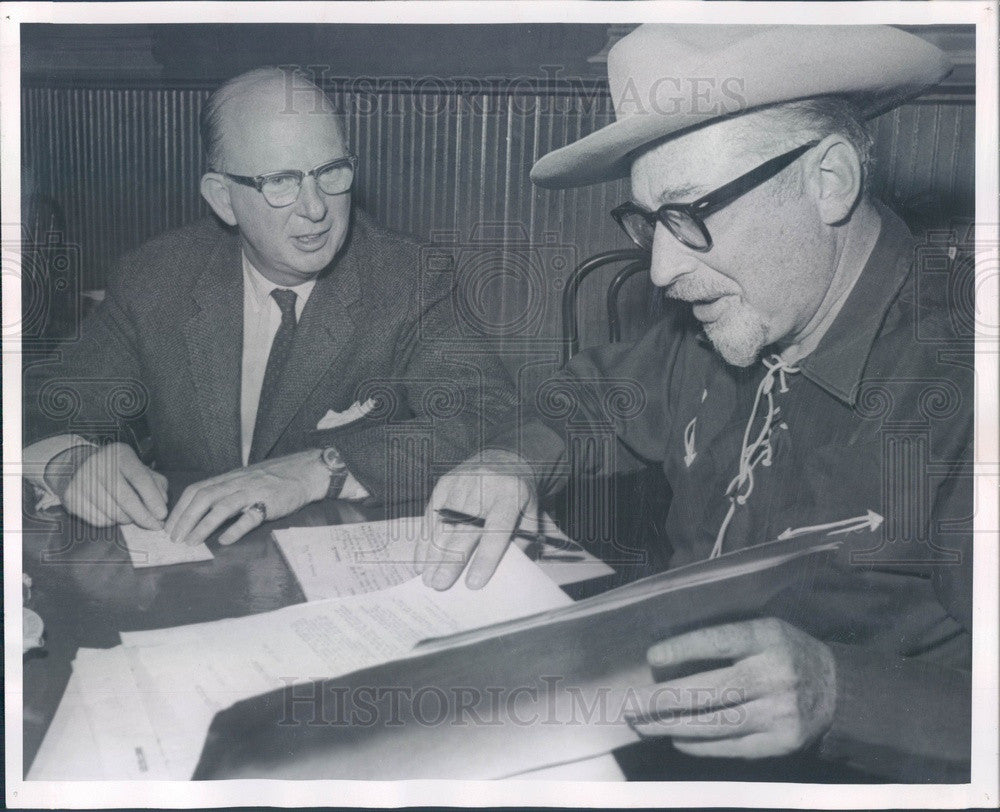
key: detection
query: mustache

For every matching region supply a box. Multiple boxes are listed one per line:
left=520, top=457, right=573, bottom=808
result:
left=664, top=277, right=738, bottom=302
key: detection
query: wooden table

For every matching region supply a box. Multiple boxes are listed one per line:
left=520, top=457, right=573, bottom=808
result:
left=21, top=472, right=630, bottom=777
left=21, top=473, right=389, bottom=773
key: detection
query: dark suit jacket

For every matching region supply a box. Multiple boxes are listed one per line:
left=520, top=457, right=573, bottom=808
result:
left=25, top=209, right=517, bottom=507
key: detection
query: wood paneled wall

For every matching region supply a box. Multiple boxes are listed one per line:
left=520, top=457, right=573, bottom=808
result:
left=21, top=82, right=975, bottom=367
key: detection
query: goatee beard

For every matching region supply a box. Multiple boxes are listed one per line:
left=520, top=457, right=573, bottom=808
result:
left=704, top=307, right=769, bottom=368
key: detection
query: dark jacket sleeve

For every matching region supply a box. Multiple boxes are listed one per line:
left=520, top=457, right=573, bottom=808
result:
left=818, top=439, right=973, bottom=782
left=487, top=320, right=683, bottom=497
left=23, top=257, right=149, bottom=451
left=330, top=263, right=519, bottom=508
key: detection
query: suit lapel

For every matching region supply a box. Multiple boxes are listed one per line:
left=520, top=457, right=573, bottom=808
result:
left=182, top=233, right=244, bottom=472
left=249, top=253, right=362, bottom=461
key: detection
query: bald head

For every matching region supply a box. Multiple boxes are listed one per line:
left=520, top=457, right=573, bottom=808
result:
left=200, top=67, right=346, bottom=172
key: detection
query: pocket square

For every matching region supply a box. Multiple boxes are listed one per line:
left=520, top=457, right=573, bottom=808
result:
left=316, top=398, right=377, bottom=430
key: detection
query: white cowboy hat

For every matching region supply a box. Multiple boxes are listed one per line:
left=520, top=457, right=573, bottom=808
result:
left=530, top=24, right=952, bottom=189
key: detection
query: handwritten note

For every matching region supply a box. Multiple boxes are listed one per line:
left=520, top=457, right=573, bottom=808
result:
left=273, top=515, right=613, bottom=599
left=121, top=524, right=214, bottom=569
left=272, top=517, right=425, bottom=599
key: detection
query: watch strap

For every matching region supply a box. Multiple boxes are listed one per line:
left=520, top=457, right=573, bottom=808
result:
left=320, top=446, right=349, bottom=500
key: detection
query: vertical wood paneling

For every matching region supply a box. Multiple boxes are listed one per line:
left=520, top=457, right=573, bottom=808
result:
left=21, top=84, right=975, bottom=356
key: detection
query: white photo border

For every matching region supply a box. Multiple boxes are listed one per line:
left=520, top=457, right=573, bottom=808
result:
left=3, top=2, right=997, bottom=808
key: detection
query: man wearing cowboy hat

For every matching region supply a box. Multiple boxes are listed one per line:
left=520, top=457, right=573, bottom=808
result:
left=417, top=25, right=972, bottom=780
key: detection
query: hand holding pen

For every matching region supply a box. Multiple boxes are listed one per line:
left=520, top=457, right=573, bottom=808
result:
left=417, top=450, right=581, bottom=590
left=435, top=507, right=585, bottom=561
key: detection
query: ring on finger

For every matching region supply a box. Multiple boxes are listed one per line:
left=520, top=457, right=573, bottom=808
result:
left=243, top=501, right=267, bottom=523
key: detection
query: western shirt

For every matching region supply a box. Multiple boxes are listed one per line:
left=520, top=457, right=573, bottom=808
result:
left=493, top=203, right=973, bottom=781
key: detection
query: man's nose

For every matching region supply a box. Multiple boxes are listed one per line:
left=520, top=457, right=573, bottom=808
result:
left=648, top=227, right=695, bottom=288
left=294, top=176, right=328, bottom=222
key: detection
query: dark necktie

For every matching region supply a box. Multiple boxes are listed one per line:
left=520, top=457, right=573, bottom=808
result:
left=249, top=288, right=298, bottom=464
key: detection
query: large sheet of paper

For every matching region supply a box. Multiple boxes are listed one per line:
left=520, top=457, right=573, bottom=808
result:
left=121, top=524, right=214, bottom=568
left=26, top=671, right=102, bottom=780
left=39, top=543, right=571, bottom=780
left=272, top=515, right=612, bottom=600
left=193, top=535, right=842, bottom=780
left=72, top=647, right=174, bottom=779
left=28, top=648, right=174, bottom=780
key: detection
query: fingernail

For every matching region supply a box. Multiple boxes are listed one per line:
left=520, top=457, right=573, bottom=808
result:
left=431, top=572, right=451, bottom=590
left=467, top=574, right=485, bottom=590
left=648, top=648, right=673, bottom=667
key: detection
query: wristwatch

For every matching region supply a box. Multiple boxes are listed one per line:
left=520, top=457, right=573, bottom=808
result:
left=319, top=446, right=350, bottom=500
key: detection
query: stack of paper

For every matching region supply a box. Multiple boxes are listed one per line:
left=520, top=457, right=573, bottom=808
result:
left=192, top=534, right=842, bottom=781
left=29, top=540, right=574, bottom=780
left=272, top=515, right=613, bottom=600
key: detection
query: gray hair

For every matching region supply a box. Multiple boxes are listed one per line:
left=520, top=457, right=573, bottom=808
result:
left=742, top=96, right=876, bottom=196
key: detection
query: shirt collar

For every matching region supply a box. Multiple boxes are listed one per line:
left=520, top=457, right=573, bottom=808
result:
left=796, top=200, right=915, bottom=405
left=242, top=253, right=317, bottom=315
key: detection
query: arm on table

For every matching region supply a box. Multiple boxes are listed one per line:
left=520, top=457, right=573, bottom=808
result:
left=23, top=264, right=166, bottom=528
left=417, top=325, right=680, bottom=590
left=23, top=434, right=96, bottom=511
left=322, top=264, right=519, bottom=508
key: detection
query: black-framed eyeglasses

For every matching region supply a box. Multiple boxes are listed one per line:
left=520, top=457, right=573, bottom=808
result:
left=611, top=139, right=821, bottom=252
left=211, top=155, right=358, bottom=208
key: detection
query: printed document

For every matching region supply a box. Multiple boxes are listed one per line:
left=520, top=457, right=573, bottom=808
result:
left=37, top=542, right=571, bottom=779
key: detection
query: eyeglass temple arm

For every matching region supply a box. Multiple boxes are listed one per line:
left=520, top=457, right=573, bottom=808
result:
left=690, top=140, right=821, bottom=218
left=208, top=170, right=261, bottom=191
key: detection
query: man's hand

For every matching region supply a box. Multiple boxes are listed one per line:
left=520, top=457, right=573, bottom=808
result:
left=54, top=442, right=168, bottom=529
left=629, top=618, right=837, bottom=758
left=417, top=449, right=538, bottom=591
left=164, top=450, right=329, bottom=547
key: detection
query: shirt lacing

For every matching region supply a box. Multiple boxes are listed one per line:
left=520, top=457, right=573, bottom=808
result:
left=683, top=389, right=708, bottom=467
left=708, top=354, right=800, bottom=559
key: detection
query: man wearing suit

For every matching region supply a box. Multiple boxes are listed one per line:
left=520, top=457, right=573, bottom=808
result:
left=24, top=67, right=516, bottom=547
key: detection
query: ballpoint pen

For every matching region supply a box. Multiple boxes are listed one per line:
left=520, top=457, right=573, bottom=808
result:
left=435, top=507, right=586, bottom=560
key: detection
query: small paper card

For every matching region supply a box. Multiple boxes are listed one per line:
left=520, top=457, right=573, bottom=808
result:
left=120, top=524, right=214, bottom=569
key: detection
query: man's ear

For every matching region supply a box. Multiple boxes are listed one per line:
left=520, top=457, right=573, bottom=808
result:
left=805, top=133, right=863, bottom=226
left=200, top=173, right=238, bottom=227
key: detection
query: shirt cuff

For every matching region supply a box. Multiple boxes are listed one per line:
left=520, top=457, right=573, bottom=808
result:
left=23, top=434, right=96, bottom=511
